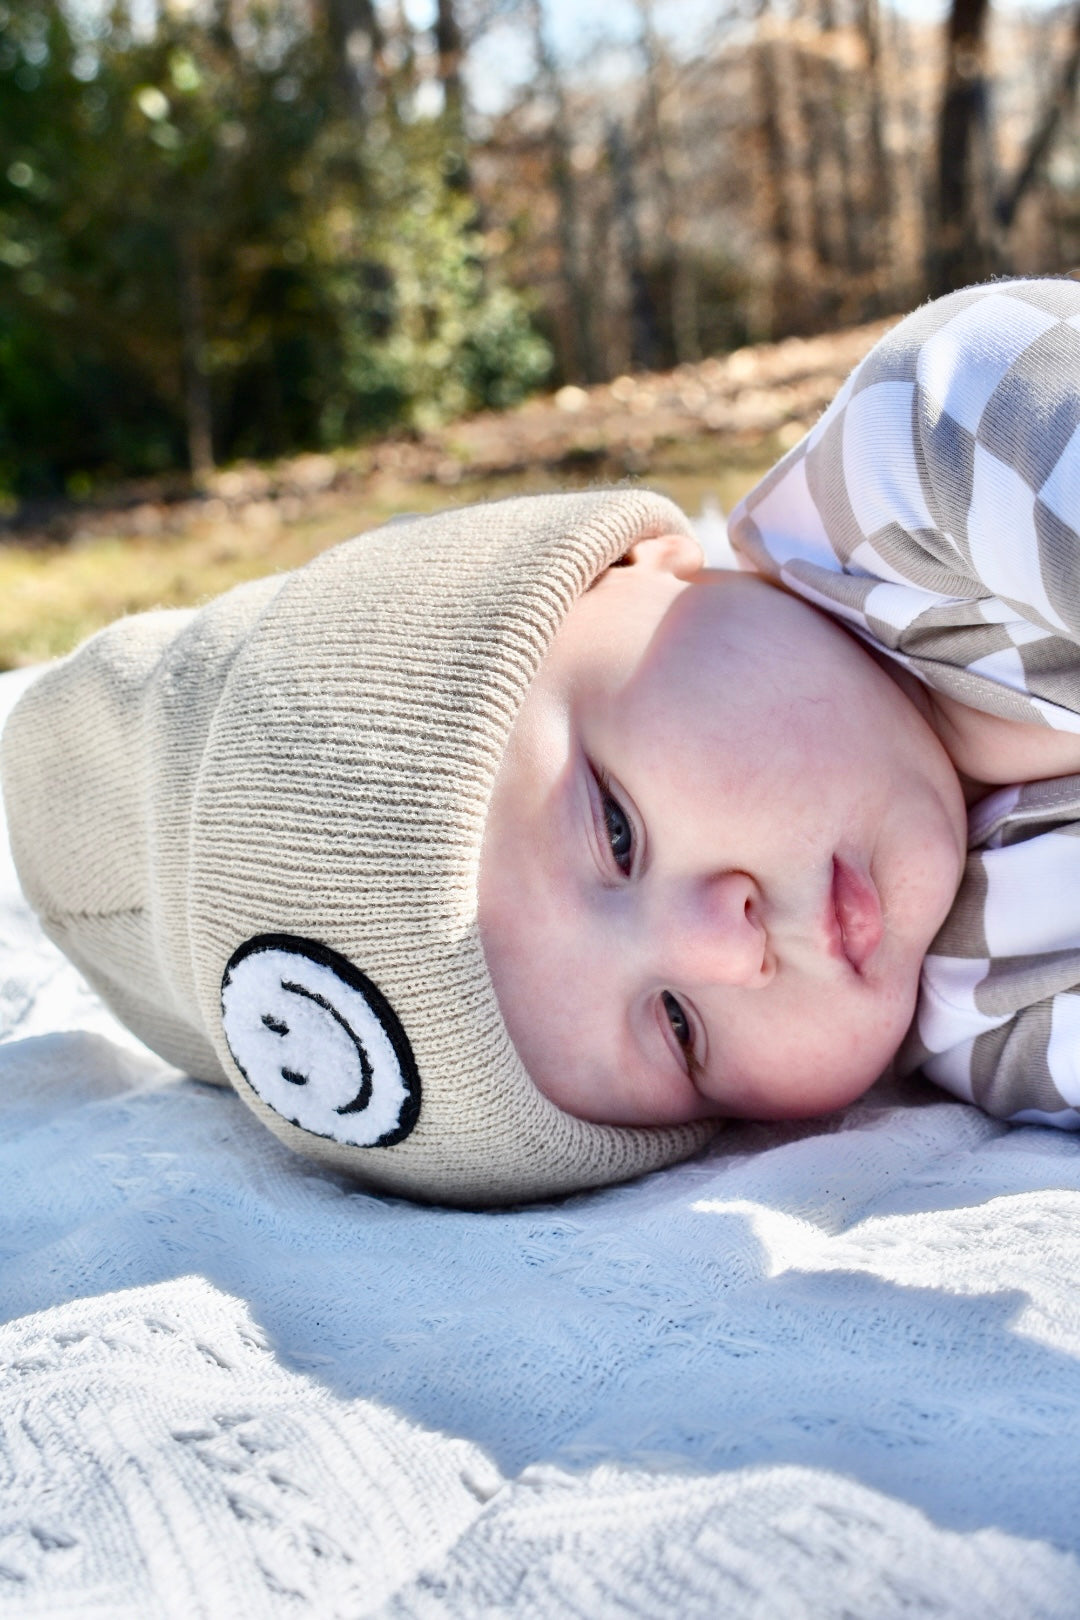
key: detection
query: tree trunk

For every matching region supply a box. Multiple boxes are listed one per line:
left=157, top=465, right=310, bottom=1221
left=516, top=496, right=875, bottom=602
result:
left=928, top=0, right=994, bottom=295
left=826, top=55, right=861, bottom=275
left=319, top=0, right=384, bottom=118
left=435, top=0, right=470, bottom=190
left=795, top=24, right=855, bottom=280
left=177, top=230, right=214, bottom=483
left=996, top=0, right=1080, bottom=232
left=606, top=118, right=663, bottom=372
left=800, top=65, right=836, bottom=273
left=635, top=0, right=699, bottom=363
left=754, top=13, right=798, bottom=335
left=526, top=0, right=599, bottom=382
left=854, top=0, right=892, bottom=293
left=435, top=0, right=465, bottom=135
left=888, top=0, right=928, bottom=300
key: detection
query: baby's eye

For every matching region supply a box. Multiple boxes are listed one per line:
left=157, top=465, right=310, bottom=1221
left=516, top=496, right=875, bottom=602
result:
left=661, top=990, right=692, bottom=1049
left=601, top=785, right=633, bottom=876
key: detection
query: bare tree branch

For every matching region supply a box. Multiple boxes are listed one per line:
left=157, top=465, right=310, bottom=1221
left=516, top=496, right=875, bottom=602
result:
left=996, top=0, right=1080, bottom=231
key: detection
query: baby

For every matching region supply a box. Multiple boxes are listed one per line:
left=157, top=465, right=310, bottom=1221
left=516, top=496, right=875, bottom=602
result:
left=4, top=275, right=1079, bottom=1207
left=479, top=530, right=967, bottom=1131
left=483, top=274, right=1080, bottom=1136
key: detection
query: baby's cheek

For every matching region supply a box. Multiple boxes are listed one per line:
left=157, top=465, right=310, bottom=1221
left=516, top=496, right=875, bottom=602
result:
left=731, top=989, right=905, bottom=1118
left=810, top=986, right=916, bottom=1104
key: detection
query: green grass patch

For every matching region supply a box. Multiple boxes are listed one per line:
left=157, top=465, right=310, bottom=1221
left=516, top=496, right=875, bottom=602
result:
left=0, top=443, right=778, bottom=670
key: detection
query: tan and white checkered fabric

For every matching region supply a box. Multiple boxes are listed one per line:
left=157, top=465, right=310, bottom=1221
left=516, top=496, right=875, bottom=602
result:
left=729, top=277, right=1080, bottom=1127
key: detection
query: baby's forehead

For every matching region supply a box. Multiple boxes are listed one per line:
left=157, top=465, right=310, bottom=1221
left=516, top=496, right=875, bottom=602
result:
left=535, top=559, right=865, bottom=745
left=517, top=566, right=718, bottom=754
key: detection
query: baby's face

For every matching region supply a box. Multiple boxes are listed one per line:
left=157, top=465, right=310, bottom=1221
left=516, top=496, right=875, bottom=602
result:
left=477, top=535, right=969, bottom=1126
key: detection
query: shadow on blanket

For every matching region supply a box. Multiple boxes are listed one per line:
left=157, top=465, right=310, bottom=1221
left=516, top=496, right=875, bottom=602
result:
left=2, top=1024, right=1078, bottom=1560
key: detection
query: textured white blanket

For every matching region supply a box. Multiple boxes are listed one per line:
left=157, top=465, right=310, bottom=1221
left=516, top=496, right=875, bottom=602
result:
left=2, top=663, right=1080, bottom=1619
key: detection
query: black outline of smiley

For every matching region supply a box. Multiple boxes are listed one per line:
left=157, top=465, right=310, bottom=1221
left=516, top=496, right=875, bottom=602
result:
left=221, top=933, right=421, bottom=1147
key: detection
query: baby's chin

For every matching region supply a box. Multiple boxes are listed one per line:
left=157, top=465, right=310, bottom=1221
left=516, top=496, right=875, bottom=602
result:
left=715, top=1035, right=907, bottom=1123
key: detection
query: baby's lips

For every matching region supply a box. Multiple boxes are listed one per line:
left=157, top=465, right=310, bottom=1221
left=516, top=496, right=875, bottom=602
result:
left=832, top=858, right=883, bottom=974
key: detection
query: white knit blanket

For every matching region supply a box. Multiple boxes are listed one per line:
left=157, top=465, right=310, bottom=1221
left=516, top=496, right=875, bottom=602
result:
left=2, top=665, right=1079, bottom=1619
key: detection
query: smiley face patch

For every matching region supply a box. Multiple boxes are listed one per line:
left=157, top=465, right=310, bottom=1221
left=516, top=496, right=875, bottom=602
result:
left=220, top=934, right=421, bottom=1147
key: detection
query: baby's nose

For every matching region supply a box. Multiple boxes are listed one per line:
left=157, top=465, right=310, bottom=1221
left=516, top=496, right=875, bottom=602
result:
left=667, top=871, right=772, bottom=988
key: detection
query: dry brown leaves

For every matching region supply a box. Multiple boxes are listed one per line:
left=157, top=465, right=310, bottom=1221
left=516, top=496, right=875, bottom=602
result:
left=8, top=318, right=890, bottom=548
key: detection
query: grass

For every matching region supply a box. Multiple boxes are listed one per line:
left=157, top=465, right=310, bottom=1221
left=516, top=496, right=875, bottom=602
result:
left=0, top=438, right=781, bottom=670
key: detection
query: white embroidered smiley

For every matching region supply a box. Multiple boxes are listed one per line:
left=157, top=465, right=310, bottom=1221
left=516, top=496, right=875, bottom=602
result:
left=220, top=935, right=420, bottom=1147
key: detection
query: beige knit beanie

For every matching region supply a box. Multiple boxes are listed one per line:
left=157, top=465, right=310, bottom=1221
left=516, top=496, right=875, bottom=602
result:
left=1, top=489, right=719, bottom=1206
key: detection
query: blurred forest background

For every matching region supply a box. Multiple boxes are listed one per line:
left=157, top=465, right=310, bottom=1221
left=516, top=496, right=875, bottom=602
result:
left=2, top=0, right=1080, bottom=658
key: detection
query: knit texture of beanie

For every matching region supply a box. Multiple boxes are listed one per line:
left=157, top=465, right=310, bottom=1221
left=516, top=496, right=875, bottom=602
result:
left=1, top=489, right=718, bottom=1205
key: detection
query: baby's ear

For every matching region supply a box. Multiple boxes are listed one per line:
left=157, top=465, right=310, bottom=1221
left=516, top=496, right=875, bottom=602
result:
left=617, top=529, right=703, bottom=580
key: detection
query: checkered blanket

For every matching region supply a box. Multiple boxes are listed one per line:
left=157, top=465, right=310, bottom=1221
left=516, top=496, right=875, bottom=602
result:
left=730, top=277, right=1080, bottom=1128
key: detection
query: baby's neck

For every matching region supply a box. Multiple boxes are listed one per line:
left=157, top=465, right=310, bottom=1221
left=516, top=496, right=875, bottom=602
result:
left=868, top=645, right=1080, bottom=799
left=926, top=688, right=1080, bottom=796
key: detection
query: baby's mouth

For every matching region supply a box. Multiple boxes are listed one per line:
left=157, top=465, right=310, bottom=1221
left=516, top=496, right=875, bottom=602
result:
left=830, top=857, right=884, bottom=974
